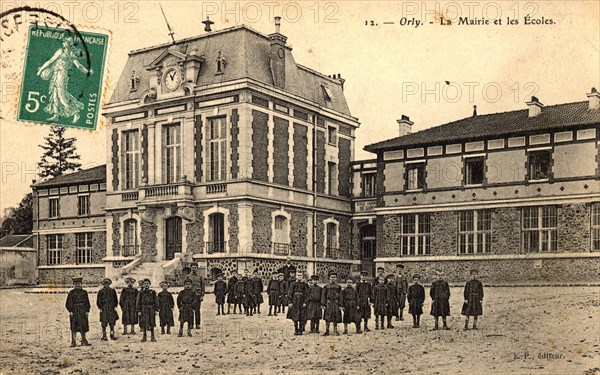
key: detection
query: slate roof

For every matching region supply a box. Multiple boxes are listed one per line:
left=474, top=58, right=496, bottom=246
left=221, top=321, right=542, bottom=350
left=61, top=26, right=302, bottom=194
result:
left=365, top=101, right=600, bottom=153
left=0, top=234, right=34, bottom=248
left=33, top=165, right=106, bottom=188
left=108, top=25, right=351, bottom=116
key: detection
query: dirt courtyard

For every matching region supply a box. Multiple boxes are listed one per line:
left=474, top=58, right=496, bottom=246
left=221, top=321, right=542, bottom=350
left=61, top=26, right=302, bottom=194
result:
left=0, top=286, right=598, bottom=374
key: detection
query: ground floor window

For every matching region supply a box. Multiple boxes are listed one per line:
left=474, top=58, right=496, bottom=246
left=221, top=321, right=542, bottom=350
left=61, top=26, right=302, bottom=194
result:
left=592, top=203, right=600, bottom=251
left=401, top=213, right=431, bottom=256
left=47, top=234, right=63, bottom=265
left=522, top=206, right=557, bottom=252
left=76, top=233, right=93, bottom=264
left=458, top=210, right=491, bottom=254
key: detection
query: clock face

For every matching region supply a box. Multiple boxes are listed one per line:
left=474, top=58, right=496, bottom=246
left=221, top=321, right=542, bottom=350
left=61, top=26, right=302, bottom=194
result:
left=163, top=68, right=181, bottom=91
left=277, top=47, right=285, bottom=59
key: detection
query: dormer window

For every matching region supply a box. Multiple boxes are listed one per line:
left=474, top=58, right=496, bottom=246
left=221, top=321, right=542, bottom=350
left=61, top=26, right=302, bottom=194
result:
left=216, top=51, right=226, bottom=74
left=322, top=85, right=334, bottom=101
left=130, top=70, right=140, bottom=92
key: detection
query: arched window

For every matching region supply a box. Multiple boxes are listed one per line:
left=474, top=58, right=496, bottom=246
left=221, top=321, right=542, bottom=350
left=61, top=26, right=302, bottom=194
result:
left=123, top=219, right=138, bottom=256
left=208, top=213, right=225, bottom=253
left=273, top=215, right=289, bottom=255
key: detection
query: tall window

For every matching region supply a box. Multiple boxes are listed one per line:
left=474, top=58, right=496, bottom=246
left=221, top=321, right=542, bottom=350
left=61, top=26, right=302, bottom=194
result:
left=163, top=124, right=181, bottom=184
left=523, top=206, right=558, bottom=252
left=273, top=215, right=289, bottom=255
left=47, top=234, right=63, bottom=265
left=208, top=117, right=227, bottom=182
left=208, top=213, right=225, bottom=253
left=528, top=150, right=552, bottom=181
left=362, top=173, right=376, bottom=197
left=76, top=233, right=93, bottom=264
left=592, top=204, right=600, bottom=251
left=328, top=126, right=337, bottom=146
left=78, top=195, right=90, bottom=216
left=326, top=222, right=338, bottom=258
left=49, top=197, right=60, bottom=218
left=458, top=210, right=491, bottom=254
left=328, top=162, right=337, bottom=195
left=123, top=219, right=138, bottom=256
left=406, top=163, right=426, bottom=190
left=401, top=213, right=431, bottom=256
left=122, top=130, right=139, bottom=189
left=464, top=156, right=485, bottom=185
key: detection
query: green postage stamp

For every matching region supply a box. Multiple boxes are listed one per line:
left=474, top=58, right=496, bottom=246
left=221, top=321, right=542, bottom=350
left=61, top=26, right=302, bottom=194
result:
left=17, top=25, right=109, bottom=130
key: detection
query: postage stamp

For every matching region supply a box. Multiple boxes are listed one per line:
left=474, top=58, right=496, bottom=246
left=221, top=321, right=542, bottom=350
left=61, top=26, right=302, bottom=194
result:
left=17, top=25, right=108, bottom=130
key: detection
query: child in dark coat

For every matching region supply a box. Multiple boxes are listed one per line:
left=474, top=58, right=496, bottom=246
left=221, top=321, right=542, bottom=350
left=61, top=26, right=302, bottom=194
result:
left=177, top=279, right=197, bottom=337
left=287, top=271, right=309, bottom=335
left=251, top=270, right=264, bottom=314
left=395, top=264, right=409, bottom=321
left=342, top=279, right=361, bottom=334
left=462, top=269, right=484, bottom=330
left=241, top=270, right=255, bottom=316
left=136, top=278, right=159, bottom=342
left=119, top=277, right=138, bottom=335
left=356, top=271, right=373, bottom=332
left=305, top=275, right=322, bottom=333
left=214, top=273, right=228, bottom=315
left=430, top=269, right=451, bottom=330
left=408, top=274, right=425, bottom=328
left=234, top=273, right=247, bottom=315
left=267, top=272, right=281, bottom=316
left=372, top=275, right=388, bottom=330
left=321, top=272, right=342, bottom=336
left=158, top=281, right=175, bottom=334
left=385, top=274, right=398, bottom=328
left=227, top=272, right=239, bottom=314
left=278, top=273, right=288, bottom=314
left=97, top=278, right=119, bottom=341
left=66, top=277, right=91, bottom=347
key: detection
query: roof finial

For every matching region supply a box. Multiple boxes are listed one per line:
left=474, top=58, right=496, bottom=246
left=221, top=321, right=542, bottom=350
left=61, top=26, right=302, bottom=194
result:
left=473, top=104, right=477, bottom=117
left=159, top=3, right=176, bottom=44
left=202, top=16, right=214, bottom=32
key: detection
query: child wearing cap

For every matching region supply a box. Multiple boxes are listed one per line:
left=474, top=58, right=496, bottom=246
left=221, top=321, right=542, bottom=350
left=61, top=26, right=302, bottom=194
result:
left=342, top=278, right=361, bottom=334
left=97, top=278, right=119, bottom=341
left=462, top=269, right=484, bottom=330
left=158, top=281, right=175, bottom=334
left=356, top=271, right=373, bottom=332
left=278, top=273, right=288, bottom=314
left=371, top=267, right=387, bottom=290
left=305, top=275, right=322, bottom=333
left=136, top=278, right=159, bottom=342
left=177, top=278, right=197, bottom=337
left=372, top=275, right=388, bottom=330
left=287, top=271, right=309, bottom=335
left=226, top=272, right=239, bottom=314
left=321, top=271, right=342, bottom=336
left=66, top=277, right=91, bottom=347
left=251, top=269, right=264, bottom=315
left=408, top=274, right=425, bottom=328
left=430, top=269, right=451, bottom=330
left=214, top=273, right=227, bottom=316
left=242, top=269, right=255, bottom=316
left=395, top=264, right=409, bottom=321
left=385, top=274, right=398, bottom=328
left=234, top=272, right=248, bottom=315
left=119, top=277, right=138, bottom=335
left=267, top=272, right=281, bottom=316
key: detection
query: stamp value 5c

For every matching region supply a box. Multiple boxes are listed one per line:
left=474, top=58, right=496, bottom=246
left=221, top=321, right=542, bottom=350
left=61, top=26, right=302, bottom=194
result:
left=17, top=25, right=109, bottom=130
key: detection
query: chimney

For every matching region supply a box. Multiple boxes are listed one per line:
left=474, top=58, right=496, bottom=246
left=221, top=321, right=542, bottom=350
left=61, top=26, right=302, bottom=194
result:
left=336, top=73, right=345, bottom=91
left=587, top=87, right=600, bottom=110
left=202, top=17, right=214, bottom=32
left=397, top=115, right=413, bottom=137
left=526, top=96, right=544, bottom=117
left=472, top=105, right=477, bottom=117
left=269, top=16, right=287, bottom=89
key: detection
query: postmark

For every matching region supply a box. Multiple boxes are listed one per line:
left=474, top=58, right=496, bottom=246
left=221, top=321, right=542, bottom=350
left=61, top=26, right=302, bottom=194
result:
left=16, top=25, right=108, bottom=130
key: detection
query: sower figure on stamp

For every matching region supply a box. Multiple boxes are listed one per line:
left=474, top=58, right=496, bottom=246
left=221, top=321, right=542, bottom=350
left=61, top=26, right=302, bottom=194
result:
left=251, top=269, right=264, bottom=315
left=395, top=264, right=409, bottom=321
left=408, top=274, right=425, bottom=328
left=356, top=271, right=373, bottom=332
left=305, top=275, right=322, bottom=333
left=177, top=278, right=197, bottom=337
left=227, top=272, right=239, bottom=314
left=188, top=263, right=205, bottom=328
left=267, top=271, right=281, bottom=316
left=158, top=281, right=175, bottom=334
left=385, top=274, right=398, bottom=328
left=66, top=277, right=91, bottom=347
left=136, top=278, right=159, bottom=342
left=372, top=275, right=389, bottom=330
left=97, top=278, right=119, bottom=341
left=214, top=273, right=228, bottom=316
left=321, top=271, right=343, bottom=336
left=287, top=271, right=308, bottom=335
left=342, top=278, right=362, bottom=334
left=119, top=277, right=138, bottom=335
left=462, top=269, right=484, bottom=330
left=430, top=269, right=451, bottom=330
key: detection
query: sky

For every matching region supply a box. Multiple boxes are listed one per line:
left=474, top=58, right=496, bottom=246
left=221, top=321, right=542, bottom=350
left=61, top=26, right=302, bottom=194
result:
left=1, top=0, right=599, bottom=213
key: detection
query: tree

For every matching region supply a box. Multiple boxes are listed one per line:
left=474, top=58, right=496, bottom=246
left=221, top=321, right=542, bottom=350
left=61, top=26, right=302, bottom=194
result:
left=38, top=126, right=82, bottom=179
left=0, top=193, right=33, bottom=237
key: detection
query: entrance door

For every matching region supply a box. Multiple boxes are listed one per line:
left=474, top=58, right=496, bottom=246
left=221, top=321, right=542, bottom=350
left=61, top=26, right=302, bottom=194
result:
left=165, top=217, right=182, bottom=260
left=360, top=225, right=376, bottom=276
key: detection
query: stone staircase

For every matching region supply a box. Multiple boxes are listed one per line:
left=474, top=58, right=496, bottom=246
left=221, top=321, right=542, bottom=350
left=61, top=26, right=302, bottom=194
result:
left=112, top=255, right=183, bottom=288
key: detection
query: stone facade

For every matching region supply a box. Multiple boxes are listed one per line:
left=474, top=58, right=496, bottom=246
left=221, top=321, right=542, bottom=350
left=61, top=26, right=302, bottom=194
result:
left=194, top=115, right=203, bottom=182
left=430, top=211, right=458, bottom=256
left=557, top=203, right=591, bottom=252
left=111, top=213, right=121, bottom=256
left=490, top=207, right=521, bottom=254
left=186, top=208, right=205, bottom=255
left=230, top=109, right=240, bottom=180
left=315, top=262, right=354, bottom=283
left=252, top=205, right=273, bottom=253
left=140, top=221, right=158, bottom=261
left=315, top=130, right=326, bottom=193
left=290, top=210, right=308, bottom=256
left=273, top=116, right=289, bottom=186
left=225, top=204, right=239, bottom=253
left=38, top=267, right=105, bottom=286
left=251, top=110, right=269, bottom=181
left=338, top=138, right=351, bottom=197
left=293, top=123, right=308, bottom=189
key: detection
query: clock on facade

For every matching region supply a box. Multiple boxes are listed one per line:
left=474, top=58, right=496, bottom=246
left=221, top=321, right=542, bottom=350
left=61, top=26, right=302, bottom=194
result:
left=163, top=68, right=181, bottom=91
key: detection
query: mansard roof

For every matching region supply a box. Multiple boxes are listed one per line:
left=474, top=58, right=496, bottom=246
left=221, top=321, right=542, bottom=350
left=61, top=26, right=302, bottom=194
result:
left=33, top=165, right=106, bottom=188
left=108, top=25, right=351, bottom=116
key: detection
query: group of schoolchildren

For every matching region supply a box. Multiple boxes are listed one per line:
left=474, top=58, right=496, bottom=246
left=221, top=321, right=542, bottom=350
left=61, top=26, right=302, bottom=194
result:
left=65, top=262, right=484, bottom=346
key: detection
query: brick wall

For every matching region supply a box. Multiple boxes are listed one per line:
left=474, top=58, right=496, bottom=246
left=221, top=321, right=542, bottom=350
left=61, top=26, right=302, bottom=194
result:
left=290, top=209, right=308, bottom=256
left=38, top=267, right=105, bottom=286
left=491, top=207, right=521, bottom=254
left=293, top=123, right=308, bottom=189
left=315, top=262, right=352, bottom=283
left=380, top=214, right=400, bottom=258
left=252, top=110, right=269, bottom=181
left=91, top=231, right=106, bottom=263
left=338, top=138, right=351, bottom=197
left=557, top=203, right=591, bottom=252
left=273, top=116, right=289, bottom=185
left=225, top=204, right=239, bottom=253
left=315, top=213, right=327, bottom=258
left=194, top=115, right=203, bottom=183
left=61, top=234, right=75, bottom=264
left=338, top=217, right=351, bottom=259
left=111, top=128, right=119, bottom=191
left=142, top=124, right=148, bottom=182
left=252, top=205, right=272, bottom=253
left=430, top=211, right=458, bottom=256
left=230, top=109, right=240, bottom=180
left=186, top=208, right=205, bottom=255
left=316, top=130, right=326, bottom=193
left=141, top=221, right=157, bottom=261
left=111, top=213, right=121, bottom=256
